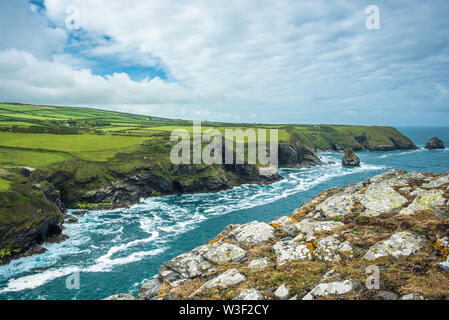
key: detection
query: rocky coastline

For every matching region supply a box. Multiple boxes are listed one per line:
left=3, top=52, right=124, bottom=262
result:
left=107, top=169, right=449, bottom=300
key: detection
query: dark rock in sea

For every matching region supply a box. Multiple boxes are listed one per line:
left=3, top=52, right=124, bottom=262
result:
left=342, top=148, right=360, bottom=168
left=425, top=137, right=445, bottom=150
left=72, top=210, right=88, bottom=216
left=22, top=246, right=47, bottom=257
left=46, top=233, right=69, bottom=244
left=64, top=215, right=79, bottom=223
left=0, top=215, right=63, bottom=265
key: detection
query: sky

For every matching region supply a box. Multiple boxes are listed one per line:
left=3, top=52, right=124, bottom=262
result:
left=0, top=0, right=448, bottom=126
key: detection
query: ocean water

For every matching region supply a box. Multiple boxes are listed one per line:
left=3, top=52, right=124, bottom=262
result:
left=0, top=127, right=448, bottom=300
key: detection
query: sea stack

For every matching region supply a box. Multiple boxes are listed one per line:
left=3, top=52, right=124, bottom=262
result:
left=425, top=137, right=445, bottom=150
left=342, top=147, right=360, bottom=168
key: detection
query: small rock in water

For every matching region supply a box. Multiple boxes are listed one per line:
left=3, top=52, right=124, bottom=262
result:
left=71, top=210, right=88, bottom=216
left=64, top=215, right=78, bottom=224
left=23, top=246, right=47, bottom=257
left=425, top=137, right=444, bottom=150
left=341, top=147, right=360, bottom=168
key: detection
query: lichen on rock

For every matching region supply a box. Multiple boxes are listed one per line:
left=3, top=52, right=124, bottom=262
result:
left=233, top=288, right=264, bottom=300
left=193, top=269, right=246, bottom=295
left=203, top=242, right=247, bottom=265
left=357, top=183, right=408, bottom=217
left=226, top=221, right=275, bottom=245
left=399, top=189, right=445, bottom=215
left=363, top=231, right=425, bottom=261
left=302, top=280, right=359, bottom=300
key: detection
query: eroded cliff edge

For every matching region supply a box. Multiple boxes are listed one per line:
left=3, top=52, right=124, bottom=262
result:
left=110, top=169, right=449, bottom=300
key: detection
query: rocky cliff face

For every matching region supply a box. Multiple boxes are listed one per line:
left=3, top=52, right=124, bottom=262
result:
left=366, top=138, right=418, bottom=151
left=0, top=186, right=64, bottom=265
left=109, top=169, right=449, bottom=300
left=57, top=163, right=282, bottom=209
left=33, top=141, right=321, bottom=210
left=278, top=142, right=322, bottom=168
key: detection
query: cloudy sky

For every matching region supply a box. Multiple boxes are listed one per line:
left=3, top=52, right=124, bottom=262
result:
left=0, top=0, right=448, bottom=125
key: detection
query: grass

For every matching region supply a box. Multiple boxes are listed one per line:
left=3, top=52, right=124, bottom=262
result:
left=0, top=103, right=415, bottom=157
left=0, top=176, right=11, bottom=191
left=291, top=124, right=413, bottom=151
left=0, top=132, right=149, bottom=161
left=0, top=147, right=74, bottom=168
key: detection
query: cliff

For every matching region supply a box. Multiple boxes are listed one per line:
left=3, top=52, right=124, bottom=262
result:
left=0, top=184, right=64, bottom=264
left=288, top=125, right=417, bottom=152
left=109, top=169, right=449, bottom=300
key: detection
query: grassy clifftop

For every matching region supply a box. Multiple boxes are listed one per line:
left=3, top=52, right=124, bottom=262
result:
left=288, top=124, right=416, bottom=151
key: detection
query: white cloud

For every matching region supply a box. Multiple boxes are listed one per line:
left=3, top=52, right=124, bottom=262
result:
left=0, top=0, right=66, bottom=59
left=0, top=0, right=448, bottom=125
left=0, top=49, right=216, bottom=109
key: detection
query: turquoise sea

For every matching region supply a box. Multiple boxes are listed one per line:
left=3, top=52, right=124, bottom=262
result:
left=0, top=127, right=448, bottom=300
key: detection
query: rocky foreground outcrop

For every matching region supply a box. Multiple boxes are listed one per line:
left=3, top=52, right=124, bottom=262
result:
left=425, top=137, right=445, bottom=150
left=107, top=169, right=449, bottom=300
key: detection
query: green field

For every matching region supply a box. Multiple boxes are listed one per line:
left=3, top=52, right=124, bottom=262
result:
left=0, top=176, right=11, bottom=192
